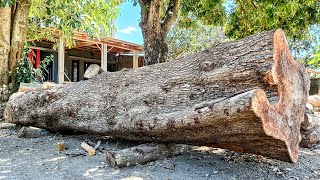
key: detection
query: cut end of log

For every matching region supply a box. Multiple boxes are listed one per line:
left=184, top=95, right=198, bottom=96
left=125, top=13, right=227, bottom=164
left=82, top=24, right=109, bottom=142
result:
left=81, top=142, right=96, bottom=156
left=252, top=29, right=310, bottom=162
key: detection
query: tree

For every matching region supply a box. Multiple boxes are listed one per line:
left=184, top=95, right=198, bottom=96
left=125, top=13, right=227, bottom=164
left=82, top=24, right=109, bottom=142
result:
left=136, top=0, right=320, bottom=65
left=0, top=0, right=120, bottom=86
left=0, top=0, right=32, bottom=86
left=137, top=0, right=225, bottom=65
left=225, top=0, right=320, bottom=40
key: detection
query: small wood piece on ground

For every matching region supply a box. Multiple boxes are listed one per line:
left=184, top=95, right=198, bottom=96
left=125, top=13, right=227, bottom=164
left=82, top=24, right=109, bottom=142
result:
left=86, top=140, right=104, bottom=153
left=81, top=142, right=96, bottom=156
left=56, top=141, right=65, bottom=151
left=106, top=143, right=191, bottom=168
left=0, top=122, right=15, bottom=129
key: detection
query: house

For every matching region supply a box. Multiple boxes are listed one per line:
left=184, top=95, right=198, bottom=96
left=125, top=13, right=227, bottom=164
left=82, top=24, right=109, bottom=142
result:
left=29, top=31, right=144, bottom=84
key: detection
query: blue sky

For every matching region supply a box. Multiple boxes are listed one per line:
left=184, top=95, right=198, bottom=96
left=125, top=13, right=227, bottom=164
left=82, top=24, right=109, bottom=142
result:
left=115, top=0, right=235, bottom=45
left=116, top=2, right=143, bottom=45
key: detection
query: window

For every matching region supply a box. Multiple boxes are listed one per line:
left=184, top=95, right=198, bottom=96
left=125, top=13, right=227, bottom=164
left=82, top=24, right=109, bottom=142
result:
left=72, top=60, right=79, bottom=82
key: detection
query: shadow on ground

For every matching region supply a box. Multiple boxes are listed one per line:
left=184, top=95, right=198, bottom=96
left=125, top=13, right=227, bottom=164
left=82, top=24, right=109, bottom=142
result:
left=0, top=124, right=320, bottom=180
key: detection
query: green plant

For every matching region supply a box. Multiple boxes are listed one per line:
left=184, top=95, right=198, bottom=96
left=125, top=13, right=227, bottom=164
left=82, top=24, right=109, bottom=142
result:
left=14, top=46, right=53, bottom=84
left=308, top=46, right=320, bottom=69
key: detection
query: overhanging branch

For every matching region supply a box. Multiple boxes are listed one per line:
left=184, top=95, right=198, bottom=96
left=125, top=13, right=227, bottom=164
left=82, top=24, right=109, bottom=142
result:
left=161, top=0, right=181, bottom=33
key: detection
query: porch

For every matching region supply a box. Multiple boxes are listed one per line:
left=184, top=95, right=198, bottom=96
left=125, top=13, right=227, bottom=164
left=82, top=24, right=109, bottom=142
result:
left=29, top=31, right=143, bottom=84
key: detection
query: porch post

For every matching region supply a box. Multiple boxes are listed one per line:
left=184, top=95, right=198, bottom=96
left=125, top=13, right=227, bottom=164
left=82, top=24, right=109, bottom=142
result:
left=101, top=43, right=108, bottom=71
left=36, top=49, right=40, bottom=68
left=58, top=36, right=65, bottom=84
left=133, top=50, right=138, bottom=68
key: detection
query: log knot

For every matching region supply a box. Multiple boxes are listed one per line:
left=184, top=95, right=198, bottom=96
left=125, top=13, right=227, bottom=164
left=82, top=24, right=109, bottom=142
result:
left=200, top=61, right=215, bottom=72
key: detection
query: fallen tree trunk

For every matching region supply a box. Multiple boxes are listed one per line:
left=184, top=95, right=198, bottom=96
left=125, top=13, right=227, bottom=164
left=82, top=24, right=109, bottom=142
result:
left=4, top=29, right=309, bottom=162
left=106, top=143, right=190, bottom=167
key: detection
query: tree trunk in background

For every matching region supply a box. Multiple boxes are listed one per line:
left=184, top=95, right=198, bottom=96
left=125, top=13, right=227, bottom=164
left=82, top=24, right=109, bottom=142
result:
left=139, top=0, right=180, bottom=65
left=9, top=0, right=31, bottom=78
left=0, top=5, right=11, bottom=85
left=5, top=29, right=309, bottom=163
left=0, top=0, right=31, bottom=86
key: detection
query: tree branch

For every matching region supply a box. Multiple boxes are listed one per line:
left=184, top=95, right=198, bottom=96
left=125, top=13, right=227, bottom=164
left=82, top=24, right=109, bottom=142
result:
left=161, top=0, right=181, bottom=34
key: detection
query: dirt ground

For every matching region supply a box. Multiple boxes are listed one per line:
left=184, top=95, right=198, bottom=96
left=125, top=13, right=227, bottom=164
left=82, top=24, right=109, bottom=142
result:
left=1, top=119, right=320, bottom=180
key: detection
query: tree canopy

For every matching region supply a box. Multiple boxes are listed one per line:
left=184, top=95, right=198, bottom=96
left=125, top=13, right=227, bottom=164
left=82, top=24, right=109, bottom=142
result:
left=167, top=20, right=225, bottom=61
left=225, top=0, right=320, bottom=41
left=28, top=0, right=120, bottom=48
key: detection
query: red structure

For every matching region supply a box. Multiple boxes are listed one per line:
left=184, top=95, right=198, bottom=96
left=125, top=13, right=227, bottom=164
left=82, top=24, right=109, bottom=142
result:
left=28, top=49, right=41, bottom=68
left=28, top=49, right=34, bottom=65
left=36, top=49, right=40, bottom=68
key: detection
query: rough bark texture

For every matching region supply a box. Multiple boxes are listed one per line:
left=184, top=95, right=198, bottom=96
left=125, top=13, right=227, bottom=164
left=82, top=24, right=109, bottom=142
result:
left=106, top=143, right=190, bottom=167
left=9, top=0, right=31, bottom=78
left=5, top=29, right=309, bottom=162
left=0, top=5, right=12, bottom=85
left=139, top=0, right=180, bottom=65
left=0, top=0, right=31, bottom=86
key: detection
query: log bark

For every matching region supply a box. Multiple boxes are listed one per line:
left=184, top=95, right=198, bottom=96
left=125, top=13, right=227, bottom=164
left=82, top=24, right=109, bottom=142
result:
left=4, top=29, right=309, bottom=162
left=106, top=143, right=190, bottom=167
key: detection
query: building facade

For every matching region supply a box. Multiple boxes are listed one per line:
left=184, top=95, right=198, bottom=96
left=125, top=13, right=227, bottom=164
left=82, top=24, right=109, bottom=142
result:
left=29, top=31, right=143, bottom=84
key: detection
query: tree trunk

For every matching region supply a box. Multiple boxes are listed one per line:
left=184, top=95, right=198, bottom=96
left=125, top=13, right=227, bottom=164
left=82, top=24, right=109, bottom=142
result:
left=9, top=0, right=31, bottom=77
left=0, top=0, right=31, bottom=86
left=4, top=29, right=309, bottom=163
left=139, top=0, right=180, bottom=65
left=0, top=5, right=12, bottom=85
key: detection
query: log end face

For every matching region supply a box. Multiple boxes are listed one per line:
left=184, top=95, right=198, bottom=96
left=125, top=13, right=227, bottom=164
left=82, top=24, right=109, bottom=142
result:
left=252, top=89, right=299, bottom=163
left=251, top=29, right=310, bottom=163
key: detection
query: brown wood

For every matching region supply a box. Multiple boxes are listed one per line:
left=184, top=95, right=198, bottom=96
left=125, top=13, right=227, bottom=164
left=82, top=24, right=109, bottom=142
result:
left=106, top=143, right=190, bottom=167
left=81, top=142, right=96, bottom=156
left=4, top=29, right=309, bottom=162
left=301, top=112, right=320, bottom=148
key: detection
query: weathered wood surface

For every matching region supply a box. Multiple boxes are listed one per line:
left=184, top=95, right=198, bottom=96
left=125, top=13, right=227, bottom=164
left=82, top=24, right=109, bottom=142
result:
left=4, top=29, right=309, bottom=162
left=106, top=143, right=190, bottom=167
left=308, top=95, right=320, bottom=112
left=301, top=112, right=320, bottom=148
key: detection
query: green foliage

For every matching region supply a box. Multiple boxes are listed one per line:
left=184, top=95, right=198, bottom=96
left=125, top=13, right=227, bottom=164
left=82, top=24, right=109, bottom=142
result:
left=0, top=0, right=16, bottom=7
left=28, top=0, right=121, bottom=48
left=307, top=46, right=320, bottom=69
left=179, top=0, right=226, bottom=28
left=167, top=20, right=225, bottom=60
left=15, top=47, right=53, bottom=84
left=225, top=0, right=320, bottom=41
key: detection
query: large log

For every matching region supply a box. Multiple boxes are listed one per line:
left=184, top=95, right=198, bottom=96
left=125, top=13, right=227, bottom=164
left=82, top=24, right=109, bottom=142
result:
left=4, top=29, right=309, bottom=162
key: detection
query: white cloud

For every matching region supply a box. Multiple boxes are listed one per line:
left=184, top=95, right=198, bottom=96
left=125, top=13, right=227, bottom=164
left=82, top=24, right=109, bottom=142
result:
left=119, top=26, right=138, bottom=35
